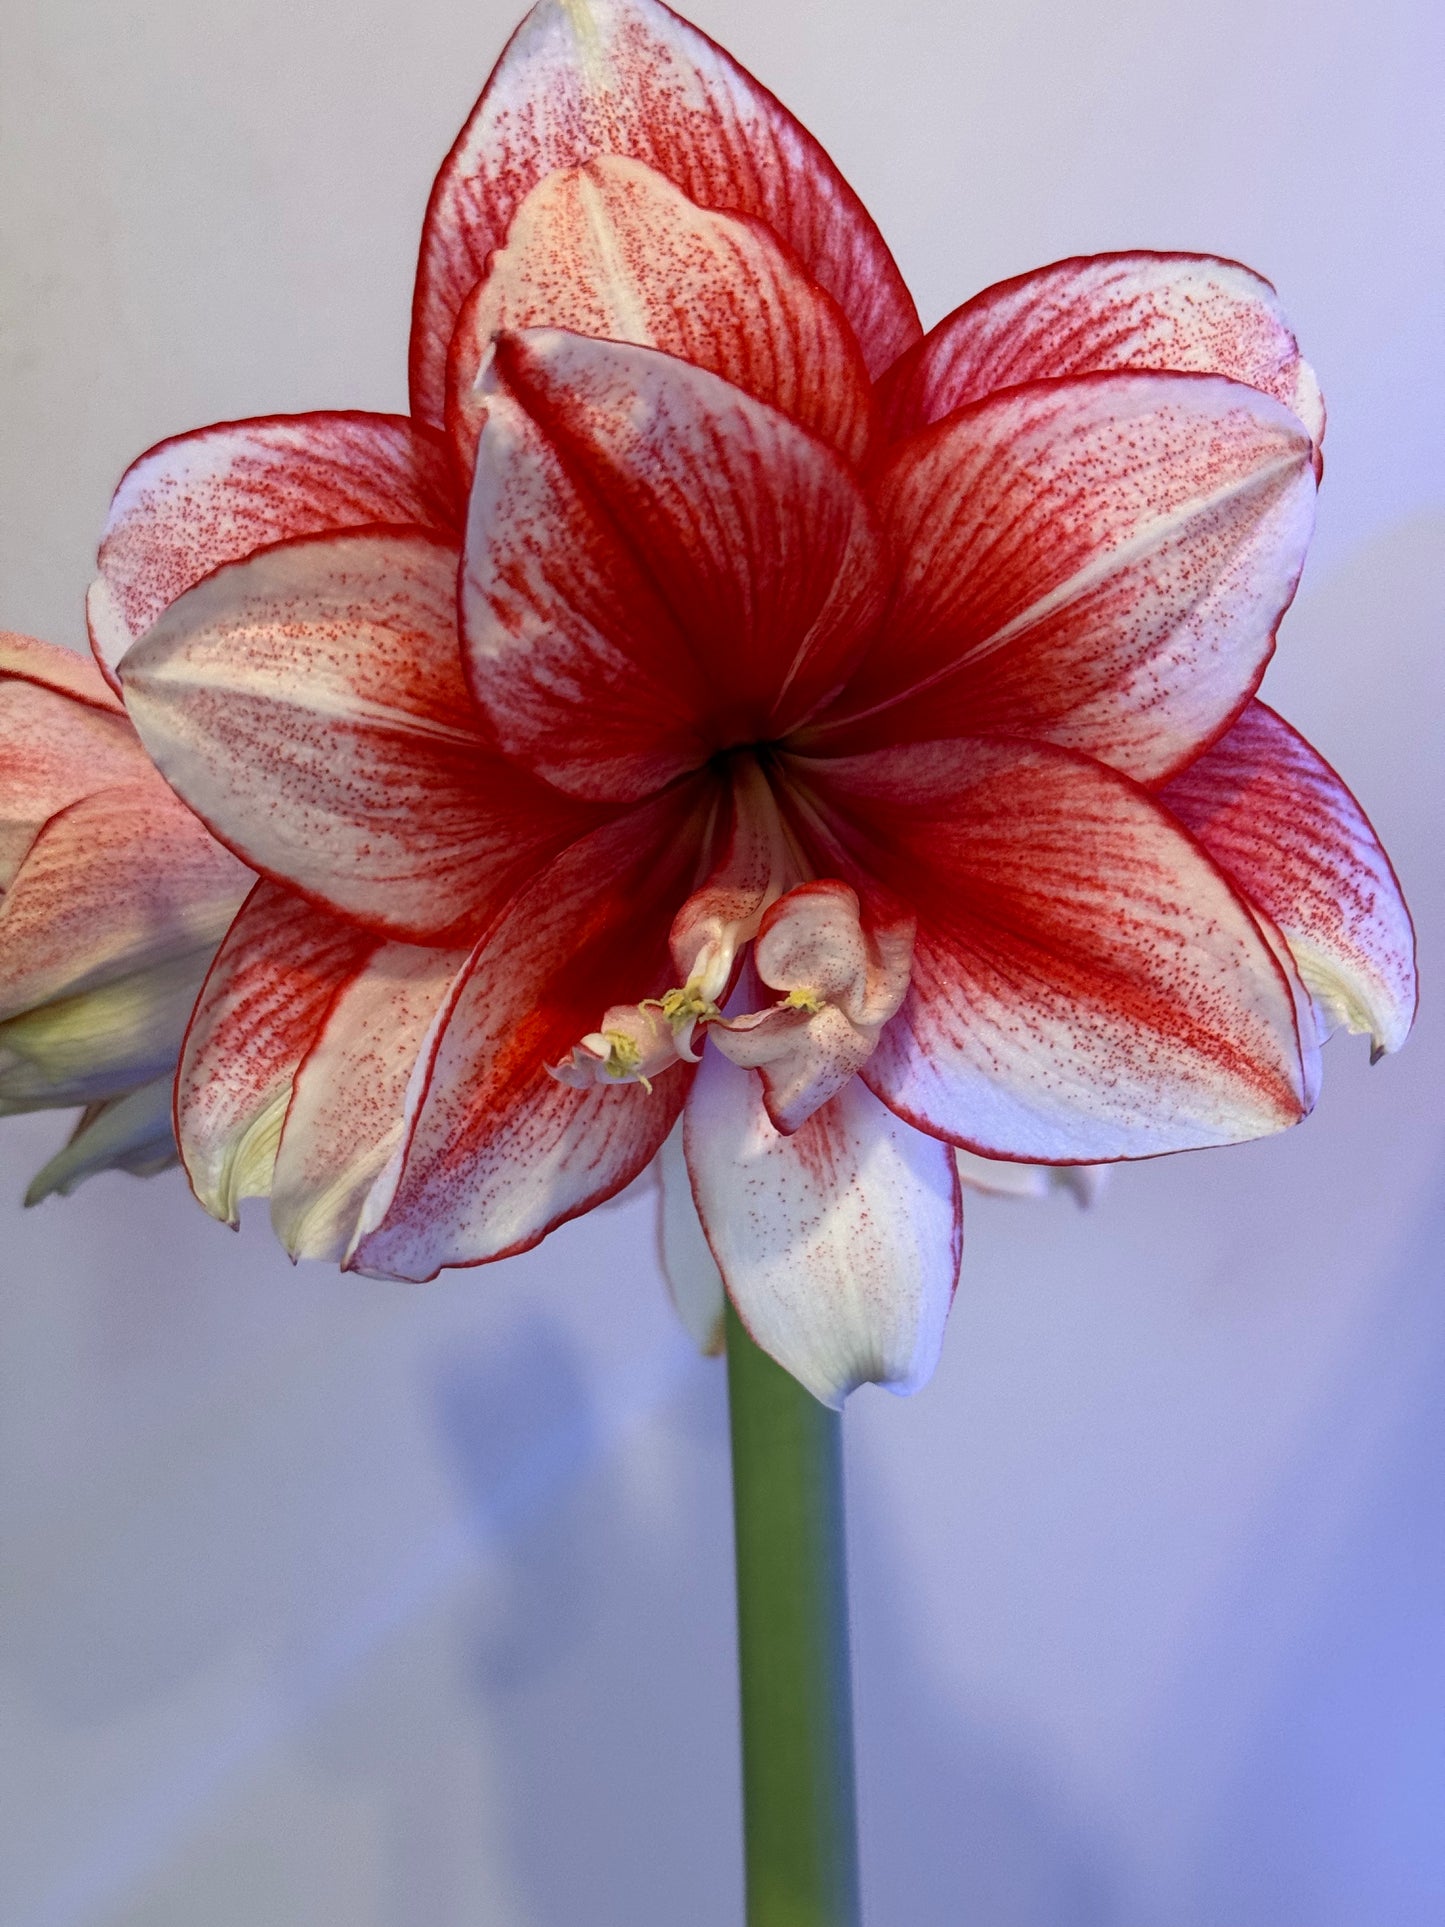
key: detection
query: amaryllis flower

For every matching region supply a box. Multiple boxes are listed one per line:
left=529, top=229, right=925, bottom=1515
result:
left=97, top=0, right=1413, bottom=1403
left=0, top=633, right=250, bottom=1202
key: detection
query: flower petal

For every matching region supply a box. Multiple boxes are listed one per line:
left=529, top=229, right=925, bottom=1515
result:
left=177, top=882, right=376, bottom=1224
left=88, top=413, right=459, bottom=689
left=121, top=528, right=601, bottom=939
left=0, top=638, right=144, bottom=887
left=878, top=252, right=1324, bottom=447
left=818, top=372, right=1316, bottom=784
left=656, top=1120, right=725, bottom=1355
left=463, top=329, right=887, bottom=799
left=24, top=1076, right=178, bottom=1207
left=351, top=785, right=712, bottom=1281
left=1161, top=701, right=1416, bottom=1056
left=271, top=940, right=470, bottom=1262
left=0, top=947, right=216, bottom=1112
left=684, top=1046, right=961, bottom=1407
left=446, top=155, right=873, bottom=476
left=0, top=630, right=125, bottom=714
left=793, top=736, right=1313, bottom=1159
left=0, top=782, right=249, bottom=1022
left=410, top=0, right=918, bottom=423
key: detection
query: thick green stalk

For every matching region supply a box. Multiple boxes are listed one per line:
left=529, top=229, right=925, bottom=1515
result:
left=726, top=1299, right=860, bottom=1927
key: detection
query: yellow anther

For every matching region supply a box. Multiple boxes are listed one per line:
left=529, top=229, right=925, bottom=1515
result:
left=598, top=1029, right=650, bottom=1089
left=646, top=982, right=722, bottom=1031
left=783, top=986, right=827, bottom=1014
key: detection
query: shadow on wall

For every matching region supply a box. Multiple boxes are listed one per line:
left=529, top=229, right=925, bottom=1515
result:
left=1174, top=507, right=1445, bottom=1927
left=1170, top=1166, right=1445, bottom=1927
left=851, top=1458, right=1123, bottom=1927
left=434, top=1321, right=1121, bottom=1927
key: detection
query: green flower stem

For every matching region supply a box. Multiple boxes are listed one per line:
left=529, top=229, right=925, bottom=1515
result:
left=726, top=1299, right=861, bottom=1927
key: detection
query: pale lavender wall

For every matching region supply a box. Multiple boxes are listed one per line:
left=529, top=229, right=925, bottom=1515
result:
left=2, top=2, right=1442, bottom=1923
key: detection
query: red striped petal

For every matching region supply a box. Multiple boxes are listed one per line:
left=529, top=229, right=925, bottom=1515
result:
left=0, top=781, right=249, bottom=1023
left=409, top=0, right=918, bottom=424
left=271, top=940, right=470, bottom=1262
left=88, top=413, right=459, bottom=689
left=351, top=784, right=713, bottom=1281
left=816, top=372, right=1315, bottom=784
left=0, top=638, right=145, bottom=888
left=464, top=329, right=887, bottom=799
left=879, top=252, right=1324, bottom=449
left=790, top=737, right=1313, bottom=1160
left=176, top=882, right=376, bottom=1223
left=446, top=155, right=873, bottom=478
left=121, top=528, right=603, bottom=940
left=1161, top=701, right=1416, bottom=1056
left=0, top=630, right=124, bottom=714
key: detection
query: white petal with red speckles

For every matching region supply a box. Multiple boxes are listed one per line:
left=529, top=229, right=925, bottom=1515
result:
left=796, top=736, right=1313, bottom=1160
left=88, top=414, right=458, bottom=688
left=878, top=252, right=1324, bottom=446
left=272, top=940, right=470, bottom=1262
left=121, top=528, right=599, bottom=940
left=177, top=882, right=376, bottom=1223
left=819, top=372, right=1315, bottom=784
left=446, top=154, right=872, bottom=475
left=410, top=0, right=917, bottom=423
left=463, top=330, right=886, bottom=800
left=684, top=1046, right=960, bottom=1407
left=1162, top=701, right=1416, bottom=1055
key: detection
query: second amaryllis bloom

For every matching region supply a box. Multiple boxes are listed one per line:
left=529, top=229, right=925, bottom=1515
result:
left=96, top=0, right=1413, bottom=1403
left=0, top=633, right=250, bottom=1202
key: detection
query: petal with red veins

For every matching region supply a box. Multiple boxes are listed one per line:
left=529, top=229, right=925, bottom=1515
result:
left=0, top=644, right=145, bottom=887
left=464, top=330, right=887, bottom=800
left=446, top=155, right=873, bottom=477
left=818, top=372, right=1315, bottom=784
left=793, top=736, right=1313, bottom=1159
left=0, top=782, right=250, bottom=1022
left=272, top=940, right=470, bottom=1262
left=0, top=630, right=125, bottom=714
left=878, top=252, right=1324, bottom=448
left=121, top=528, right=602, bottom=940
left=684, top=1046, right=961, bottom=1407
left=177, top=881, right=377, bottom=1224
left=410, top=0, right=918, bottom=423
left=1161, top=701, right=1416, bottom=1056
left=351, top=783, right=712, bottom=1281
left=88, top=413, right=459, bottom=689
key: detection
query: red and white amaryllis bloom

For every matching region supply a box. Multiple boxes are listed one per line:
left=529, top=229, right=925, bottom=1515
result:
left=97, top=0, right=1413, bottom=1403
left=0, top=634, right=250, bottom=1202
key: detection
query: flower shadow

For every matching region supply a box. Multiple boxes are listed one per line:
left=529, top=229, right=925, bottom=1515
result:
left=434, top=1322, right=1121, bottom=1927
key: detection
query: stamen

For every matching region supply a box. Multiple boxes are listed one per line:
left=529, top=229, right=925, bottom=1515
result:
left=549, top=1001, right=680, bottom=1093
